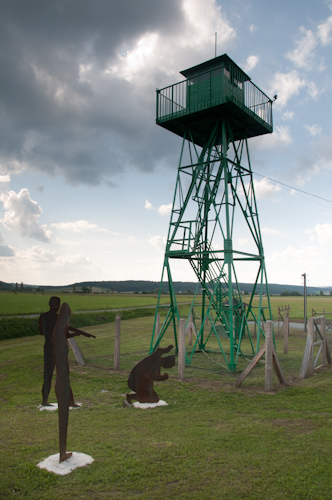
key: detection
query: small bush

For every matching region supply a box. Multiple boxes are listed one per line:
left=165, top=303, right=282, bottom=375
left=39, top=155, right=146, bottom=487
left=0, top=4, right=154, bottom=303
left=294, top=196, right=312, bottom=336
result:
left=0, top=308, right=155, bottom=341
left=0, top=317, right=39, bottom=340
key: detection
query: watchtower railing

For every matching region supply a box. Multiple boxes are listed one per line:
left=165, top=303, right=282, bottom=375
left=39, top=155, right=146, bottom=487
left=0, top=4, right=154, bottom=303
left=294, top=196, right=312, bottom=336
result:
left=156, top=80, right=187, bottom=118
left=156, top=67, right=273, bottom=130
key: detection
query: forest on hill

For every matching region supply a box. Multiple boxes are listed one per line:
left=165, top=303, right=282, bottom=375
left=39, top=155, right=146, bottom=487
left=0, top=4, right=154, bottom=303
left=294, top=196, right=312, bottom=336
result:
left=1, top=280, right=331, bottom=296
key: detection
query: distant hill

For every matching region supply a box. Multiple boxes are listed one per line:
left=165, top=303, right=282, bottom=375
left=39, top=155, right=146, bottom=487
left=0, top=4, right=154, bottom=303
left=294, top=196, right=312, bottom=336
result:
left=1, top=280, right=332, bottom=296
left=0, top=281, right=16, bottom=291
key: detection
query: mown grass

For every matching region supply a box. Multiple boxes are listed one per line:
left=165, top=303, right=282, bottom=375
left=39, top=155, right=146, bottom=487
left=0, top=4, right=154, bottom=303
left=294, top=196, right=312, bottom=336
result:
left=0, top=292, right=193, bottom=316
left=1, top=316, right=332, bottom=499
left=1, top=291, right=332, bottom=320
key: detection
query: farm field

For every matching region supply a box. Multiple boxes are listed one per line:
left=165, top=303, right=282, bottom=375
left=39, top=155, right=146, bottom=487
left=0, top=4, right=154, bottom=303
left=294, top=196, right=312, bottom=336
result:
left=0, top=292, right=194, bottom=316
left=1, top=291, right=332, bottom=320
left=1, top=314, right=332, bottom=499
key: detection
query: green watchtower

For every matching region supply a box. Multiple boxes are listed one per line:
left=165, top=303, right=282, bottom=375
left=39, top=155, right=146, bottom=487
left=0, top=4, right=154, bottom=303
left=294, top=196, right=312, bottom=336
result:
left=150, top=54, right=274, bottom=372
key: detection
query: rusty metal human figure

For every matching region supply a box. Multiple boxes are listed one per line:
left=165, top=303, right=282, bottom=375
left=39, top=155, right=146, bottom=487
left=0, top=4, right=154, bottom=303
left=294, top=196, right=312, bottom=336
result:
left=53, top=303, right=78, bottom=462
left=39, top=296, right=60, bottom=406
left=53, top=302, right=96, bottom=462
left=126, top=345, right=175, bottom=404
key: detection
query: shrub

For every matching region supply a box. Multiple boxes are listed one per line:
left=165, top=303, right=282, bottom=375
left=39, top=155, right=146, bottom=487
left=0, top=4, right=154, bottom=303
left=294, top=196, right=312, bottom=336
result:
left=0, top=308, right=155, bottom=341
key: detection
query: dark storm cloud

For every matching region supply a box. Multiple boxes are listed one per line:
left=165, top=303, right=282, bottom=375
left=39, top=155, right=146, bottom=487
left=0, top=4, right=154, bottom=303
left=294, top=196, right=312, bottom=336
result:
left=1, top=0, right=182, bottom=63
left=0, top=0, right=184, bottom=185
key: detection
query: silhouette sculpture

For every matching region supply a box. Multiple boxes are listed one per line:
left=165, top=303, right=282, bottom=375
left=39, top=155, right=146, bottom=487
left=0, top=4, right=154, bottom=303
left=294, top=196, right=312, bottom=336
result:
left=39, top=297, right=96, bottom=408
left=39, top=296, right=60, bottom=406
left=53, top=303, right=96, bottom=462
left=53, top=302, right=76, bottom=462
left=126, top=345, right=175, bottom=404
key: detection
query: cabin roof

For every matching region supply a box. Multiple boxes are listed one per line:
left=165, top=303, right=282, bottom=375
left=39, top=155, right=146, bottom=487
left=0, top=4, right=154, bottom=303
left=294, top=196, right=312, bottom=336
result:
left=180, top=53, right=251, bottom=82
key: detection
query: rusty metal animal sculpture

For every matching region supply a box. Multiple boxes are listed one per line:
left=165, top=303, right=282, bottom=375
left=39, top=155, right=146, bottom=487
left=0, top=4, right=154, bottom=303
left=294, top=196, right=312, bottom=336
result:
left=126, top=345, right=175, bottom=404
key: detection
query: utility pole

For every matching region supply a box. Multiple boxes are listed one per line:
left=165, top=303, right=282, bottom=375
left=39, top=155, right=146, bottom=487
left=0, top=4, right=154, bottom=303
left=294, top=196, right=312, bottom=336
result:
left=302, top=273, right=307, bottom=332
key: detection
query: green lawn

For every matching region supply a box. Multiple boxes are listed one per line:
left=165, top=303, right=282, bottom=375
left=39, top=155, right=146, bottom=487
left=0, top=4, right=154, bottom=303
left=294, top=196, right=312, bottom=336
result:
left=1, top=291, right=332, bottom=320
left=0, top=292, right=194, bottom=316
left=1, top=316, right=332, bottom=499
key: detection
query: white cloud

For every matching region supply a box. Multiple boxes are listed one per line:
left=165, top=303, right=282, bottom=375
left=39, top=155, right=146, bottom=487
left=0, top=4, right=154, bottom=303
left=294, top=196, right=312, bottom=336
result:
left=254, top=125, right=292, bottom=149
left=17, top=245, right=94, bottom=268
left=304, top=124, right=322, bottom=136
left=270, top=71, right=306, bottom=108
left=267, top=244, right=320, bottom=285
left=0, top=188, right=52, bottom=242
left=306, top=81, right=319, bottom=99
left=244, top=55, right=259, bottom=73
left=262, top=227, right=281, bottom=235
left=292, top=134, right=332, bottom=185
left=148, top=234, right=166, bottom=251
left=0, top=175, right=10, bottom=184
left=51, top=220, right=107, bottom=233
left=144, top=200, right=154, bottom=210
left=157, top=203, right=172, bottom=216
left=110, top=32, right=159, bottom=82
left=181, top=0, right=235, bottom=49
left=283, top=111, right=294, bottom=120
left=18, top=246, right=57, bottom=262
left=286, top=27, right=318, bottom=68
left=239, top=177, right=281, bottom=202
left=317, top=14, right=332, bottom=45
left=0, top=245, right=15, bottom=257
left=252, top=178, right=281, bottom=200
left=249, top=24, right=257, bottom=34
left=145, top=200, right=172, bottom=215
left=0, top=230, right=15, bottom=257
left=109, top=0, right=236, bottom=89
left=2, top=245, right=97, bottom=285
left=285, top=12, right=332, bottom=74
left=236, top=238, right=249, bottom=247
left=309, top=223, right=332, bottom=245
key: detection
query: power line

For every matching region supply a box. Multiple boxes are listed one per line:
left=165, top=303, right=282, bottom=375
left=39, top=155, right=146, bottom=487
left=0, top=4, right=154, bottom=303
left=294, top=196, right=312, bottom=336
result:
left=253, top=171, right=332, bottom=205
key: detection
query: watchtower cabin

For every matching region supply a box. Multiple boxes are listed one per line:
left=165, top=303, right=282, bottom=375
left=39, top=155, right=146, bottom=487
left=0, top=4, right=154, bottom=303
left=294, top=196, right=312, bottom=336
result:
left=156, top=54, right=273, bottom=146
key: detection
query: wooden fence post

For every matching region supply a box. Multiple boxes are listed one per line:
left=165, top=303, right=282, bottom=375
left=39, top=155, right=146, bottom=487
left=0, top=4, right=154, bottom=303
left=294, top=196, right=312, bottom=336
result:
left=189, top=314, right=193, bottom=346
left=114, top=314, right=121, bottom=370
left=320, top=316, right=326, bottom=366
left=236, top=320, right=286, bottom=389
left=68, top=338, right=85, bottom=366
left=300, top=317, right=314, bottom=378
left=178, top=318, right=186, bottom=381
left=265, top=320, right=273, bottom=392
left=284, top=309, right=289, bottom=354
left=307, top=317, right=314, bottom=376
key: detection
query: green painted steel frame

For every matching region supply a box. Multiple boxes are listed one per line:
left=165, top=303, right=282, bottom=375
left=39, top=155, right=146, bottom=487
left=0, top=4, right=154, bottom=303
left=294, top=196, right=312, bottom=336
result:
left=149, top=119, right=272, bottom=371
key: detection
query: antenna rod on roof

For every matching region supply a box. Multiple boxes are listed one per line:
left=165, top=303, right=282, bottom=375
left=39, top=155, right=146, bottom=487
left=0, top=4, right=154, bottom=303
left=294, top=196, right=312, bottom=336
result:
left=215, top=32, right=217, bottom=57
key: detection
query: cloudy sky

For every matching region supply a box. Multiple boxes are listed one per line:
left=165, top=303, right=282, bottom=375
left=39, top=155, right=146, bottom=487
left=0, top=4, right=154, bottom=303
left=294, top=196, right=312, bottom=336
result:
left=1, top=0, right=332, bottom=288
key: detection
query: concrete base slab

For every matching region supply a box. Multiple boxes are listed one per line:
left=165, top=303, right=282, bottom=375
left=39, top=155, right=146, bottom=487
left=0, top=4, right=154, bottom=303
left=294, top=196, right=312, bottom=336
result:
left=38, top=403, right=82, bottom=412
left=133, top=400, right=168, bottom=409
left=37, top=451, right=94, bottom=475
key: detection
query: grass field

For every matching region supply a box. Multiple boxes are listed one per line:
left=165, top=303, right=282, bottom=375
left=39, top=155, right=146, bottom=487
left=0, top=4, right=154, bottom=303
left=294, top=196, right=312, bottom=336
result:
left=1, top=292, right=332, bottom=320
left=2, top=314, right=332, bottom=499
left=0, top=292, right=194, bottom=316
